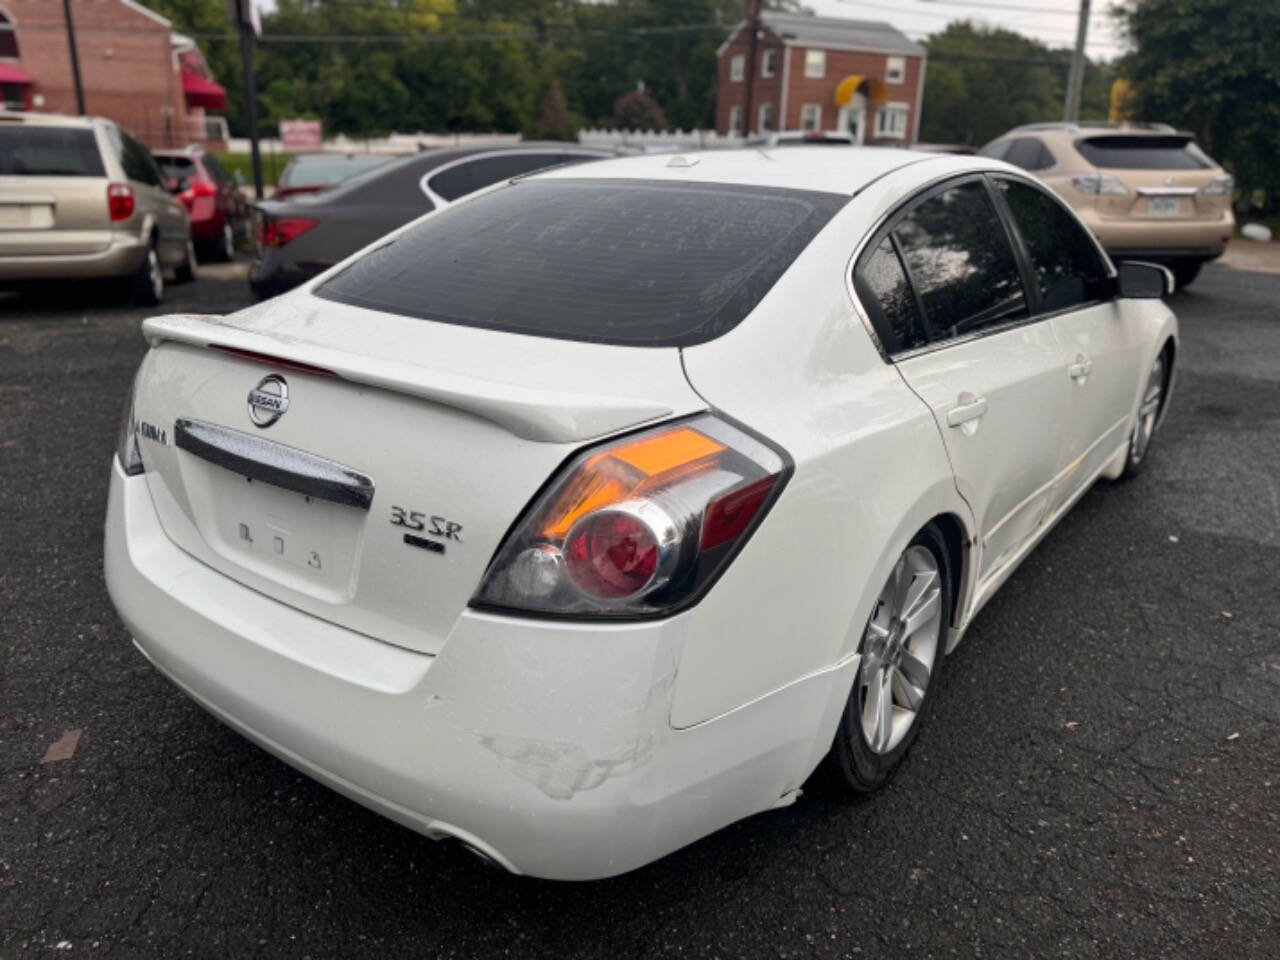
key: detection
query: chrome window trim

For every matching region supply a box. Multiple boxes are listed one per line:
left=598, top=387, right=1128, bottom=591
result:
left=174, top=418, right=375, bottom=510
left=418, top=147, right=611, bottom=208
left=844, top=167, right=1118, bottom=365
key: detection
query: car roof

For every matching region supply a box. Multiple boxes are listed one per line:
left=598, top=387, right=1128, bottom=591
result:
left=0, top=111, right=100, bottom=129
left=533, top=146, right=947, bottom=196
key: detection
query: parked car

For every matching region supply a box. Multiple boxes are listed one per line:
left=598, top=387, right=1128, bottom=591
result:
left=0, top=112, right=195, bottom=305
left=980, top=122, right=1234, bottom=287
left=272, top=152, right=392, bottom=199
left=106, top=147, right=1177, bottom=880
left=248, top=143, right=616, bottom=300
left=745, top=130, right=855, bottom=147
left=153, top=145, right=250, bottom=262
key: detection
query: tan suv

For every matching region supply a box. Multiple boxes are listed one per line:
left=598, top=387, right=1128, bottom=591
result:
left=0, top=112, right=196, bottom=305
left=981, top=122, right=1234, bottom=288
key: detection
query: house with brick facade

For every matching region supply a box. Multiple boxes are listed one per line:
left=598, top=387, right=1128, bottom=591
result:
left=716, top=11, right=927, bottom=145
left=0, top=0, right=227, bottom=149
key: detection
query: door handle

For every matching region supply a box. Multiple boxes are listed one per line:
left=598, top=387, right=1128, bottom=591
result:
left=946, top=393, right=988, bottom=428
left=1069, top=355, right=1094, bottom=381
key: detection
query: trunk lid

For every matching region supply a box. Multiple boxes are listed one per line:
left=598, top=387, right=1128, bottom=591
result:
left=132, top=294, right=706, bottom=655
left=0, top=175, right=113, bottom=256
left=1072, top=134, right=1230, bottom=221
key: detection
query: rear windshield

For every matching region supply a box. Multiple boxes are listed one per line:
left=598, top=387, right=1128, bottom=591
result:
left=1075, top=136, right=1211, bottom=170
left=315, top=178, right=846, bottom=347
left=280, top=154, right=388, bottom=187
left=0, top=127, right=105, bottom=177
left=154, top=156, right=195, bottom=181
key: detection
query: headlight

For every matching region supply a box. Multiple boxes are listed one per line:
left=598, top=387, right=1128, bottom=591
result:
left=116, top=370, right=145, bottom=476
left=472, top=414, right=790, bottom=619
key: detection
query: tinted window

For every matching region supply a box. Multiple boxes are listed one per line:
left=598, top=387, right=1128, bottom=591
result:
left=0, top=127, right=105, bottom=177
left=203, top=154, right=229, bottom=183
left=121, top=134, right=161, bottom=186
left=316, top=179, right=846, bottom=347
left=995, top=178, right=1111, bottom=313
left=979, top=140, right=1011, bottom=160
left=427, top=153, right=584, bottom=202
left=854, top=237, right=927, bottom=353
left=893, top=181, right=1027, bottom=339
left=1004, top=138, right=1055, bottom=172
left=1075, top=135, right=1211, bottom=170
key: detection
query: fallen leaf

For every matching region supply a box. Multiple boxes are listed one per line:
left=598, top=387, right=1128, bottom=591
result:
left=1065, top=721, right=1079, bottom=730
left=41, top=729, right=82, bottom=765
left=1168, top=535, right=1179, bottom=543
left=1222, top=611, right=1233, bottom=619
left=1226, top=732, right=1240, bottom=742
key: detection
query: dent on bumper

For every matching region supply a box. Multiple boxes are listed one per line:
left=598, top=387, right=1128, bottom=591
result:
left=103, top=460, right=857, bottom=880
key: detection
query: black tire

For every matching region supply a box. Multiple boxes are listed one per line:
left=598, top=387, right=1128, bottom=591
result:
left=129, top=244, right=163, bottom=307
left=1119, top=346, right=1171, bottom=480
left=1172, top=261, right=1202, bottom=289
left=174, top=239, right=198, bottom=284
left=825, top=523, right=952, bottom=795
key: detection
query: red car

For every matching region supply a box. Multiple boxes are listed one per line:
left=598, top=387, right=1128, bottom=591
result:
left=152, top=146, right=249, bottom=262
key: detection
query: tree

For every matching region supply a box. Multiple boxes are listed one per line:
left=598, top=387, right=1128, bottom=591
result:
left=1117, top=0, right=1280, bottom=211
left=612, top=89, right=668, bottom=131
left=920, top=21, right=1112, bottom=146
left=532, top=80, right=576, bottom=140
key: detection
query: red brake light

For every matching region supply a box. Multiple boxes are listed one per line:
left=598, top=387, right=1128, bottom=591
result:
left=107, top=183, right=135, bottom=221
left=700, top=474, right=779, bottom=551
left=258, top=217, right=319, bottom=248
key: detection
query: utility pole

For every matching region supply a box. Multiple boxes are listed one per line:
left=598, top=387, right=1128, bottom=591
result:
left=1062, top=0, right=1091, bottom=122
left=62, top=0, right=86, bottom=115
left=741, top=0, right=759, bottom=136
left=228, top=0, right=264, bottom=199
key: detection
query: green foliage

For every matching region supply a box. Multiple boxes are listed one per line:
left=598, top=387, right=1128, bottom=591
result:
left=1118, top=0, right=1280, bottom=210
left=920, top=21, right=1112, bottom=146
left=612, top=89, right=668, bottom=131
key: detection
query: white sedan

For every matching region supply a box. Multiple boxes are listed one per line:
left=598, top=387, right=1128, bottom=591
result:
left=105, top=148, right=1177, bottom=880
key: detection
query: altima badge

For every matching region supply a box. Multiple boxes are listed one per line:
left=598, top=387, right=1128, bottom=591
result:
left=247, top=374, right=289, bottom=428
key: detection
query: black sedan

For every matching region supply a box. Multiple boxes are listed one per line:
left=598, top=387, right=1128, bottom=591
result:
left=249, top=143, right=617, bottom=300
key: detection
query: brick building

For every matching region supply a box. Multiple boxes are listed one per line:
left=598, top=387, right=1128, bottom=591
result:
left=0, top=0, right=227, bottom=149
left=716, top=11, right=927, bottom=145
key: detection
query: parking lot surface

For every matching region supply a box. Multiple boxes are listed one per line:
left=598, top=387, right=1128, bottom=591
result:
left=2, top=264, right=1277, bottom=958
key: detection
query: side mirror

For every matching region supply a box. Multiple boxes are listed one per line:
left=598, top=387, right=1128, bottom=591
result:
left=168, top=176, right=190, bottom=194
left=1116, top=261, right=1174, bottom=299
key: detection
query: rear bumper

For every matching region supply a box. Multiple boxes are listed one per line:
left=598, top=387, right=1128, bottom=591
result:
left=0, top=235, right=147, bottom=281
left=1079, top=207, right=1234, bottom=261
left=104, top=459, right=856, bottom=880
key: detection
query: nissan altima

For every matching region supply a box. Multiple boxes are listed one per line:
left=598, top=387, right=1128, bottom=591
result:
left=105, top=148, right=1177, bottom=880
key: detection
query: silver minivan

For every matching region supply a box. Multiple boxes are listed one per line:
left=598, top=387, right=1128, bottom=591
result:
left=0, top=112, right=195, bottom=305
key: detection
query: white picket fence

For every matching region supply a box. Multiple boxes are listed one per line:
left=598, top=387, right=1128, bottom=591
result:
left=576, top=128, right=744, bottom=152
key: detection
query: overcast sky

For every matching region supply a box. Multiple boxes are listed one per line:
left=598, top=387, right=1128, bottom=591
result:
left=806, top=0, right=1126, bottom=59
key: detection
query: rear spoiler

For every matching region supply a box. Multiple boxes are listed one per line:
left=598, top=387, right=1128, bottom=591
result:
left=141, top=313, right=674, bottom=444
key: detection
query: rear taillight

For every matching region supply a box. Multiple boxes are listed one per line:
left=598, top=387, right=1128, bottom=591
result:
left=107, top=183, right=135, bottom=221
left=1069, top=174, right=1129, bottom=196
left=472, top=415, right=790, bottom=618
left=258, top=217, right=319, bottom=248
left=1202, top=175, right=1234, bottom=196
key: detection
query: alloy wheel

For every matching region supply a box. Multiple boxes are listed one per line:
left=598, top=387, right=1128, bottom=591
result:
left=858, top=545, right=943, bottom=754
left=147, top=249, right=163, bottom=300
left=1130, top=355, right=1164, bottom=465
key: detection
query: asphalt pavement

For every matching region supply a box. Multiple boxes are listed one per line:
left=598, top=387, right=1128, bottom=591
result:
left=1, top=263, right=1277, bottom=958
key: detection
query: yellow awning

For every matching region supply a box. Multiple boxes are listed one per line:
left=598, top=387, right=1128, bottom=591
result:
left=834, top=74, right=885, bottom=107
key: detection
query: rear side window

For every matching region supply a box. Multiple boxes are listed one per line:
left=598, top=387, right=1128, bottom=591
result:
left=315, top=179, right=846, bottom=347
left=994, top=178, right=1111, bottom=313
left=426, top=153, right=592, bottom=202
left=1075, top=135, right=1211, bottom=170
left=892, top=181, right=1028, bottom=340
left=979, top=140, right=1011, bottom=160
left=853, top=237, right=927, bottom=353
left=154, top=156, right=195, bottom=182
left=0, top=127, right=104, bottom=177
left=1004, top=138, right=1055, bottom=172
left=203, top=154, right=229, bottom=183
left=120, top=134, right=161, bottom=187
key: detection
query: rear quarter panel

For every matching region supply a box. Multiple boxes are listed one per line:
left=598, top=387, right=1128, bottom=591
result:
left=674, top=167, right=974, bottom=731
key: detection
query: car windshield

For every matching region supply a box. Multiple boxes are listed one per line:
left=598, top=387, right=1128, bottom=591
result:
left=315, top=178, right=847, bottom=347
left=0, top=127, right=105, bottom=177
left=153, top=156, right=196, bottom=181
left=1075, top=135, right=1212, bottom=170
left=280, top=154, right=389, bottom=187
